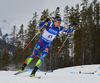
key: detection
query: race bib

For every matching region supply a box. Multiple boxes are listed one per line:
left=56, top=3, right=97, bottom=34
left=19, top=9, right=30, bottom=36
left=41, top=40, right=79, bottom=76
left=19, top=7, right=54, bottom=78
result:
left=42, top=29, right=56, bottom=41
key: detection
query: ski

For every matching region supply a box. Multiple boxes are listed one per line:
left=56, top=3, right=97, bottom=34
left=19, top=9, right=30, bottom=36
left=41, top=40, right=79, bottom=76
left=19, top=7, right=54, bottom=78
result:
left=70, top=72, right=82, bottom=74
left=14, top=71, right=27, bottom=75
left=70, top=71, right=94, bottom=74
left=29, top=75, right=41, bottom=79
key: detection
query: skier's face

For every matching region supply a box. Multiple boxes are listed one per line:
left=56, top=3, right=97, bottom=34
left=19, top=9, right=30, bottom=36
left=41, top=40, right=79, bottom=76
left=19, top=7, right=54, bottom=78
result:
left=54, top=21, right=61, bottom=27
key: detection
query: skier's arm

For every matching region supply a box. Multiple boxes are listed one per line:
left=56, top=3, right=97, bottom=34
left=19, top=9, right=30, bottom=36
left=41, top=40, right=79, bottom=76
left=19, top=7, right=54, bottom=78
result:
left=63, top=21, right=78, bottom=33
left=63, top=26, right=75, bottom=33
left=38, top=18, right=50, bottom=27
left=38, top=21, right=45, bottom=27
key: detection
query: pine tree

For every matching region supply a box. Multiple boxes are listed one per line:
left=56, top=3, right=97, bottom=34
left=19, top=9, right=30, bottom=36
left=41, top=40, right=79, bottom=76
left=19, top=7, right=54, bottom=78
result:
left=63, top=5, right=69, bottom=27
left=39, top=9, right=50, bottom=22
left=66, top=3, right=80, bottom=66
left=54, top=7, right=61, bottom=17
left=51, top=8, right=62, bottom=69
left=62, top=5, right=70, bottom=67
left=17, top=24, right=24, bottom=48
left=70, top=0, right=100, bottom=66
left=20, top=12, right=39, bottom=69
left=11, top=25, right=17, bottom=45
left=25, top=12, right=38, bottom=53
left=76, top=0, right=89, bottom=65
left=0, top=38, right=11, bottom=68
left=12, top=24, right=25, bottom=66
left=91, top=0, right=100, bottom=63
left=2, top=48, right=11, bottom=68
left=0, top=51, right=2, bottom=70
left=84, top=0, right=98, bottom=64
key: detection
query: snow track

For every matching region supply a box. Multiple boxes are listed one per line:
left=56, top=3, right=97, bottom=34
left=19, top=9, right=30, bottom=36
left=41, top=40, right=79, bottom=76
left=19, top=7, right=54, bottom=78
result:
left=1, top=64, right=100, bottom=83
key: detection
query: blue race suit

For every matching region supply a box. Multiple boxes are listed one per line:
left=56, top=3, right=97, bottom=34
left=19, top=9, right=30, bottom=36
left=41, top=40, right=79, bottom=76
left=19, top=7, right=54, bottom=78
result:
left=23, top=21, right=75, bottom=68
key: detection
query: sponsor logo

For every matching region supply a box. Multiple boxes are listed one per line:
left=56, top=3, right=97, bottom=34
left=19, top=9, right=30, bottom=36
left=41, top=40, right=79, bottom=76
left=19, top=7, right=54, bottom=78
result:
left=49, top=28, right=58, bottom=34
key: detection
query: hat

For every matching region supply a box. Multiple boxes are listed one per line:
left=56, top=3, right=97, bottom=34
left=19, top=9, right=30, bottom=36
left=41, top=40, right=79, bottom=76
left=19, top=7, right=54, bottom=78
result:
left=53, top=16, right=62, bottom=22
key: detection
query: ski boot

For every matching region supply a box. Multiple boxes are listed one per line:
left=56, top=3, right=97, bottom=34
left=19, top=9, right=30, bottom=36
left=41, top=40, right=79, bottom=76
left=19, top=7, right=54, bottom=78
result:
left=29, top=74, right=35, bottom=77
left=29, top=66, right=38, bottom=77
left=19, top=63, right=27, bottom=72
left=14, top=63, right=27, bottom=75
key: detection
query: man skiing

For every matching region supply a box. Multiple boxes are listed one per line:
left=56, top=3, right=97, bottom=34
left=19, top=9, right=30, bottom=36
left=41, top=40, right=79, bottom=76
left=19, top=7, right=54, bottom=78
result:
left=18, top=16, right=77, bottom=77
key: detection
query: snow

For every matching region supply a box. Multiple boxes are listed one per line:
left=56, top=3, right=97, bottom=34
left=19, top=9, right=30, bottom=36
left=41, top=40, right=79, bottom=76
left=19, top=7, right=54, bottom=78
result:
left=0, top=19, right=19, bottom=43
left=1, top=64, right=100, bottom=83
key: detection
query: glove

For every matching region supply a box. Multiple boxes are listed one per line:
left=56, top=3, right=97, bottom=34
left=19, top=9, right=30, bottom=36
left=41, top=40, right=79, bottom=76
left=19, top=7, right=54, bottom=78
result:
left=45, top=18, right=50, bottom=22
left=73, top=21, right=78, bottom=26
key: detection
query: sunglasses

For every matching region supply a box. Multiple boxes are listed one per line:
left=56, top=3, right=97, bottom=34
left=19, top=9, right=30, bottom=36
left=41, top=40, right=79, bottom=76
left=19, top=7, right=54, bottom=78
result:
left=57, top=21, right=61, bottom=23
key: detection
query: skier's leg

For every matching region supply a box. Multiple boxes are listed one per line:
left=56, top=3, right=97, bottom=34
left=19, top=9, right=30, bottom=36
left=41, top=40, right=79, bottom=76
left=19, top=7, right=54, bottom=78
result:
left=23, top=47, right=39, bottom=65
left=36, top=47, right=49, bottom=68
left=31, top=43, right=50, bottom=76
left=19, top=40, right=42, bottom=71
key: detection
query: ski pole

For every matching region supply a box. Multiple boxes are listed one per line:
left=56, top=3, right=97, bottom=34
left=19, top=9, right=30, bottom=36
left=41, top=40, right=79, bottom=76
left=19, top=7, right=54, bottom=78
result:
left=23, top=7, right=60, bottom=53
left=56, top=26, right=74, bottom=57
left=21, top=25, right=44, bottom=52
left=12, top=25, right=45, bottom=64
left=21, top=25, right=44, bottom=53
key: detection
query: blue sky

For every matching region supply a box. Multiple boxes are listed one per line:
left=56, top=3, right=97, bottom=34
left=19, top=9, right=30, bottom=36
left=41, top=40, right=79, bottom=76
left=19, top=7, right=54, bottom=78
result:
left=0, top=0, right=99, bottom=28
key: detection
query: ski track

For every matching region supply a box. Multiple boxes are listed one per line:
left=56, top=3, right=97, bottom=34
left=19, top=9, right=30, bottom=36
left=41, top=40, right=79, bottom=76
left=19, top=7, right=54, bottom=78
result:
left=1, top=64, right=100, bottom=83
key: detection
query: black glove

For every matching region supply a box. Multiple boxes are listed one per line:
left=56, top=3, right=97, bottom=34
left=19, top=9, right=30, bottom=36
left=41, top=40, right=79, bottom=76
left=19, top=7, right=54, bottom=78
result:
left=73, top=21, right=78, bottom=26
left=45, top=18, right=50, bottom=22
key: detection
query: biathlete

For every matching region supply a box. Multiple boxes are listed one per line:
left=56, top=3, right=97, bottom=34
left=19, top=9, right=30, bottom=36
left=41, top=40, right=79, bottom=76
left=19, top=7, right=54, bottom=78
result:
left=19, top=16, right=77, bottom=77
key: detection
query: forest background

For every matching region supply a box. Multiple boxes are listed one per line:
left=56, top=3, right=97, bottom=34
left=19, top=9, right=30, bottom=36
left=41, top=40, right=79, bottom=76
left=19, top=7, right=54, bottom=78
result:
left=0, top=0, right=100, bottom=71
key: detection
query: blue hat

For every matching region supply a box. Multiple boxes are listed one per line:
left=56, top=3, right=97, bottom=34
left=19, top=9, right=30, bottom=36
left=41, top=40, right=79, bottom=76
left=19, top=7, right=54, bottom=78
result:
left=53, top=16, right=62, bottom=22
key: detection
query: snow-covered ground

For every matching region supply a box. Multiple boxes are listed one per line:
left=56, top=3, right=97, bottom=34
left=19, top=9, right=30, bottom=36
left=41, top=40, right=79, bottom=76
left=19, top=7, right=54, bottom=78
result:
left=1, top=64, right=100, bottom=83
